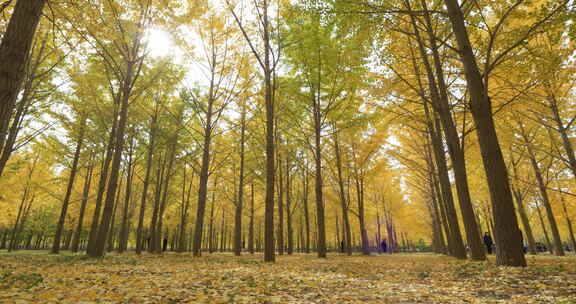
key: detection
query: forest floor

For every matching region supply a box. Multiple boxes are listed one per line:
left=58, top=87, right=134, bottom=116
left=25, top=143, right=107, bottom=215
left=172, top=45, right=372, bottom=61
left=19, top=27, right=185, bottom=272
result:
left=0, top=251, right=575, bottom=303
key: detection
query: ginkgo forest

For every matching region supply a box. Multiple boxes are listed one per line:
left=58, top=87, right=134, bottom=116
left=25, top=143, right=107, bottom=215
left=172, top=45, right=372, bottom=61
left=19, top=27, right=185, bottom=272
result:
left=0, top=0, right=575, bottom=303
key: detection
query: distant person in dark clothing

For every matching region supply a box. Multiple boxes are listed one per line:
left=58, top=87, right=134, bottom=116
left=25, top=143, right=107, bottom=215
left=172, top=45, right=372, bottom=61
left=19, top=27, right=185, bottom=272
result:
left=163, top=238, right=168, bottom=252
left=381, top=239, right=387, bottom=253
left=340, top=240, right=345, bottom=253
left=483, top=233, right=493, bottom=254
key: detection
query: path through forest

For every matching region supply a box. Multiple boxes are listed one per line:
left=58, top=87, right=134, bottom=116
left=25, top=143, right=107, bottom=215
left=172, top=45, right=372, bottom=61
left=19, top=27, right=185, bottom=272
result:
left=0, top=253, right=574, bottom=303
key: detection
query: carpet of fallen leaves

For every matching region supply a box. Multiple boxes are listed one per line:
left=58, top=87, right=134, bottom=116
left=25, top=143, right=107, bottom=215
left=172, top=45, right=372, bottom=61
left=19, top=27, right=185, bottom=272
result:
left=0, top=251, right=575, bottom=303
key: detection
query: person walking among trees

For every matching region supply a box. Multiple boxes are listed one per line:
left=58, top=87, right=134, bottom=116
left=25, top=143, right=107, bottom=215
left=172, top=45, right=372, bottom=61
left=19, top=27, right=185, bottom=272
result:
left=483, top=233, right=494, bottom=254
left=381, top=239, right=387, bottom=253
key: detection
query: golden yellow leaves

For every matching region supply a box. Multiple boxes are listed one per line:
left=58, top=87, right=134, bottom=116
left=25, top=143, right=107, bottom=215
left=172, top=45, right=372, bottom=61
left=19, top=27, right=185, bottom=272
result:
left=1, top=252, right=575, bottom=303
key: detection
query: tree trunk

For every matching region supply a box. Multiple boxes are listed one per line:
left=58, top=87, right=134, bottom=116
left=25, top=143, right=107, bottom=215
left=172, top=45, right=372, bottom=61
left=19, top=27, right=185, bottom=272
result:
left=1, top=229, right=8, bottom=249
left=286, top=155, right=294, bottom=255
left=155, top=135, right=178, bottom=254
left=443, top=0, right=526, bottom=266
left=0, top=0, right=46, bottom=175
left=178, top=164, right=193, bottom=253
left=90, top=59, right=135, bottom=258
left=425, top=109, right=466, bottom=258
left=277, top=155, right=284, bottom=255
left=220, top=208, right=226, bottom=252
left=548, top=93, right=576, bottom=181
left=192, top=129, right=212, bottom=256
left=234, top=106, right=247, bottom=256
left=107, top=176, right=123, bottom=252
left=249, top=182, right=255, bottom=254
left=426, top=150, right=447, bottom=255
left=375, top=211, right=380, bottom=253
left=118, top=141, right=135, bottom=253
left=408, top=35, right=462, bottom=258
left=333, top=127, right=352, bottom=255
left=523, top=133, right=564, bottom=256
left=87, top=107, right=118, bottom=255
left=136, top=113, right=156, bottom=254
left=52, top=117, right=86, bottom=254
left=313, top=90, right=327, bottom=258
left=302, top=169, right=310, bottom=253
left=0, top=73, right=32, bottom=176
left=432, top=167, right=452, bottom=255
left=148, top=156, right=165, bottom=253
left=208, top=176, right=218, bottom=253
left=355, top=174, right=370, bottom=255
left=560, top=195, right=576, bottom=253
left=407, top=15, right=467, bottom=259
left=259, top=1, right=276, bottom=263
left=536, top=204, right=553, bottom=254
left=9, top=184, right=29, bottom=252
left=512, top=188, right=537, bottom=255
left=71, top=159, right=94, bottom=253
left=414, top=0, right=484, bottom=260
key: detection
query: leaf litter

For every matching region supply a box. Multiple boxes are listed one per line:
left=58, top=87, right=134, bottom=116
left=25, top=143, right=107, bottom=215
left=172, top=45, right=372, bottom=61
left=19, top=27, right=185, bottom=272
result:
left=0, top=253, right=574, bottom=303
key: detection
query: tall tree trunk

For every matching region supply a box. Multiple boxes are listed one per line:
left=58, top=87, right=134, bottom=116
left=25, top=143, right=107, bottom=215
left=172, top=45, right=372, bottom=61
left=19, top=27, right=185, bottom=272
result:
left=192, top=96, right=214, bottom=256
left=443, top=0, right=526, bottom=266
left=426, top=149, right=447, bottom=255
left=560, top=195, right=576, bottom=253
left=118, top=141, right=135, bottom=253
left=0, top=0, right=46, bottom=177
left=302, top=168, right=310, bottom=253
left=90, top=59, right=135, bottom=258
left=286, top=154, right=294, bottom=255
left=432, top=120, right=466, bottom=258
left=248, top=182, right=255, bottom=254
left=220, top=208, right=226, bottom=252
left=407, top=20, right=466, bottom=259
left=63, top=229, right=72, bottom=251
left=512, top=188, right=537, bottom=255
left=1, top=227, right=8, bottom=249
left=264, top=12, right=276, bottom=263
left=136, top=114, right=156, bottom=254
left=208, top=176, right=218, bottom=253
left=107, top=175, right=123, bottom=252
left=155, top=135, right=178, bottom=254
left=333, top=127, right=352, bottom=255
left=52, top=117, right=86, bottom=254
left=432, top=166, right=452, bottom=255
left=178, top=164, right=193, bottom=253
left=0, top=71, right=32, bottom=176
left=9, top=184, right=30, bottom=252
left=148, top=156, right=165, bottom=253
left=408, top=36, right=462, bottom=258
left=277, top=155, right=284, bottom=255
left=355, top=173, right=370, bottom=255
left=234, top=106, right=246, bottom=256
left=536, top=204, right=552, bottom=254
left=312, top=89, right=327, bottom=258
left=423, top=102, right=466, bottom=258
left=87, top=110, right=117, bottom=255
left=521, top=128, right=564, bottom=256
left=71, top=159, right=94, bottom=253
left=413, top=0, right=484, bottom=260
left=375, top=211, right=380, bottom=253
